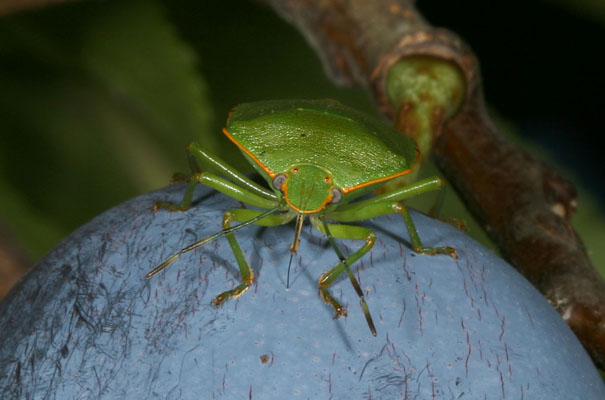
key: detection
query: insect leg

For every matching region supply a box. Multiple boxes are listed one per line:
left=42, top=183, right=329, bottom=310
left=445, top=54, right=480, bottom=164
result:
left=187, top=142, right=276, bottom=200
left=334, top=176, right=445, bottom=212
left=146, top=206, right=281, bottom=278
left=396, top=203, right=457, bottom=257
left=213, top=209, right=296, bottom=307
left=153, top=143, right=213, bottom=212
left=310, top=216, right=377, bottom=336
left=329, top=200, right=457, bottom=258
left=155, top=171, right=277, bottom=212
left=153, top=176, right=199, bottom=212
left=198, top=172, right=280, bottom=209
left=154, top=142, right=278, bottom=212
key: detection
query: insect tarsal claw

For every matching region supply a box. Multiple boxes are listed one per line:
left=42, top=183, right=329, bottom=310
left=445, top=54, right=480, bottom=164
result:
left=333, top=306, right=347, bottom=319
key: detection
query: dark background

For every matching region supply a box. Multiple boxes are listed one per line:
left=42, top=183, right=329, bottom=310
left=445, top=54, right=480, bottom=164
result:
left=0, top=0, right=603, bottom=273
left=418, top=1, right=603, bottom=197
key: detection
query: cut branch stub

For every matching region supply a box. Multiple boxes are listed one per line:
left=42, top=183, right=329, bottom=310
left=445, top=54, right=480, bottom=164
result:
left=263, top=0, right=478, bottom=109
left=380, top=56, right=466, bottom=192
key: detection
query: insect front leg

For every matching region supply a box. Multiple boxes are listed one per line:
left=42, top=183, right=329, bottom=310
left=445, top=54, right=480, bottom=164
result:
left=153, top=144, right=209, bottom=212
left=154, top=142, right=277, bottom=212
left=213, top=209, right=296, bottom=307
left=186, top=142, right=276, bottom=200
left=157, top=169, right=279, bottom=214
left=310, top=216, right=377, bottom=336
left=153, top=174, right=199, bottom=212
left=147, top=178, right=282, bottom=279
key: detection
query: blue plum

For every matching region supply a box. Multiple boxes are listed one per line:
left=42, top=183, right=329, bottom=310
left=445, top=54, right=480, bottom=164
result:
left=0, top=184, right=603, bottom=399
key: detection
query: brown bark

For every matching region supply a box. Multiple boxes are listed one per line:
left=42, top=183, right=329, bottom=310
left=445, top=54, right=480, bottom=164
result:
left=260, top=0, right=605, bottom=369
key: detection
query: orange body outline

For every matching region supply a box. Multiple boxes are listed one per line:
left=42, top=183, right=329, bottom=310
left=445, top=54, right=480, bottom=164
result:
left=223, top=127, right=277, bottom=179
left=222, top=127, right=414, bottom=212
left=281, top=184, right=333, bottom=214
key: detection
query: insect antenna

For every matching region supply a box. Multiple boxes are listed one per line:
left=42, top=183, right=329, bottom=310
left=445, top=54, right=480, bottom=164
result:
left=146, top=206, right=280, bottom=278
left=320, top=216, right=377, bottom=336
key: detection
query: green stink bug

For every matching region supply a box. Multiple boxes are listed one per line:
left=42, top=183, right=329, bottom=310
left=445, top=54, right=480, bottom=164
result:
left=146, top=99, right=456, bottom=336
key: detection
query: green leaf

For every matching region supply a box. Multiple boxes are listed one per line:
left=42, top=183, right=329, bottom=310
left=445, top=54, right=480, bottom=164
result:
left=0, top=0, right=213, bottom=258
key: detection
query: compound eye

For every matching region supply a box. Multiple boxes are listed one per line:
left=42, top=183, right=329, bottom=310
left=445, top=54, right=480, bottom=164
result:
left=272, top=174, right=287, bottom=190
left=330, top=187, right=343, bottom=204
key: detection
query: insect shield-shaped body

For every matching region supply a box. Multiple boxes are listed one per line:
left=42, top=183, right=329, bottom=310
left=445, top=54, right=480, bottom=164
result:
left=147, top=99, right=456, bottom=336
left=224, top=99, right=416, bottom=212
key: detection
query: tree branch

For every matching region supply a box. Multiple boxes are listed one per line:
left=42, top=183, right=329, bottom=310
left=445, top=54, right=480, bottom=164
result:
left=261, top=0, right=605, bottom=369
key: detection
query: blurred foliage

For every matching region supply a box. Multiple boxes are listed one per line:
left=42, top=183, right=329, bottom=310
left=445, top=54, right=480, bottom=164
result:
left=0, top=0, right=603, bottom=283
left=0, top=0, right=215, bottom=256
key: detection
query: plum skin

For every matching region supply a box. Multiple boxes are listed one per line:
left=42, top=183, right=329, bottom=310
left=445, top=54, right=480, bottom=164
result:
left=0, top=184, right=603, bottom=399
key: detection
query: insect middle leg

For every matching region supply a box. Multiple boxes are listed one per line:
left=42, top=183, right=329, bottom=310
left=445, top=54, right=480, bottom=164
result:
left=213, top=209, right=296, bottom=307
